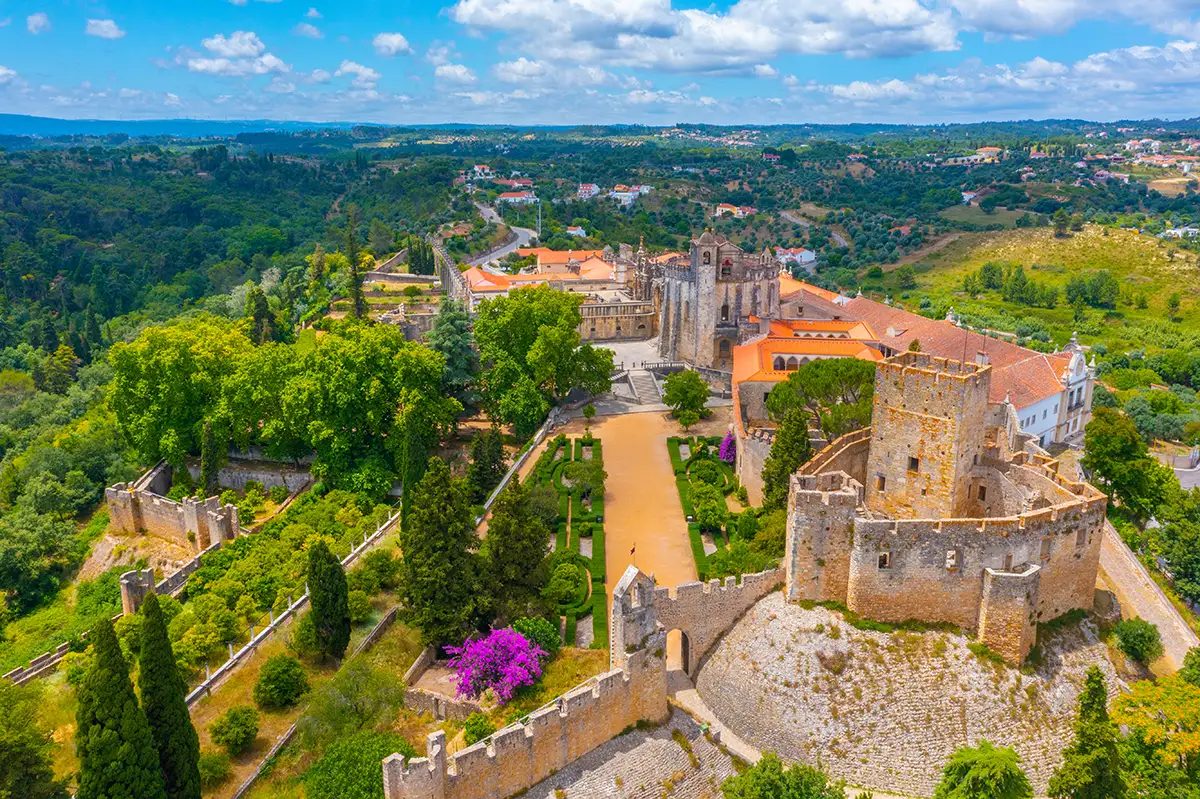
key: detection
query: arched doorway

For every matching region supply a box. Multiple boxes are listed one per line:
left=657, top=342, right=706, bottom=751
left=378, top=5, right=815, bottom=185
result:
left=666, top=629, right=692, bottom=675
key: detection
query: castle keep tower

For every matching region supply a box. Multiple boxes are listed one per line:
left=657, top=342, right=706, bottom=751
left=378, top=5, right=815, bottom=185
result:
left=865, top=353, right=990, bottom=519
left=658, top=232, right=779, bottom=370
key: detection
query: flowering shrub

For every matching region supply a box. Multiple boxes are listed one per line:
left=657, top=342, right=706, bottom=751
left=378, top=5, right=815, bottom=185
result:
left=447, top=627, right=547, bottom=704
left=719, top=431, right=736, bottom=465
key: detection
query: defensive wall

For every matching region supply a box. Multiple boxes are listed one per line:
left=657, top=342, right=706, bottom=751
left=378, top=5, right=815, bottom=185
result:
left=106, top=461, right=243, bottom=553
left=382, top=564, right=781, bottom=799
left=184, top=458, right=311, bottom=494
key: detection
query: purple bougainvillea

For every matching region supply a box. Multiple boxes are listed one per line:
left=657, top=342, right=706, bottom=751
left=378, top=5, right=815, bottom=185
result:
left=719, top=431, right=736, bottom=465
left=446, top=627, right=547, bottom=704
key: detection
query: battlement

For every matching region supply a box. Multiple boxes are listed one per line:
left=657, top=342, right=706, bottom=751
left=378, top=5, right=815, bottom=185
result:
left=789, top=471, right=863, bottom=509
left=382, top=648, right=666, bottom=799
left=106, top=473, right=242, bottom=553
left=878, top=352, right=990, bottom=381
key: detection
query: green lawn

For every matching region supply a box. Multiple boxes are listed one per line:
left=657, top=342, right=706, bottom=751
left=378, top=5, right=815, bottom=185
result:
left=864, top=225, right=1200, bottom=353
left=938, top=204, right=1026, bottom=228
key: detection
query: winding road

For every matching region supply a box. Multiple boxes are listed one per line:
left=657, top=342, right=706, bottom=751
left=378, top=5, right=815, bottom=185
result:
left=782, top=209, right=848, bottom=248
left=468, top=202, right=536, bottom=266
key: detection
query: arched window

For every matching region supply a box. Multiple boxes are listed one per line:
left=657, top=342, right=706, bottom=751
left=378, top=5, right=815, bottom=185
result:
left=683, top=300, right=690, bottom=322
left=702, top=251, right=711, bottom=265
left=773, top=356, right=785, bottom=370
left=721, top=303, right=730, bottom=322
left=751, top=286, right=761, bottom=316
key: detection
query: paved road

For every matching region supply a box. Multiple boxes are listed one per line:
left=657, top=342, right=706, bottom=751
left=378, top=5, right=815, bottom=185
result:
left=468, top=202, right=536, bottom=266
left=782, top=209, right=847, bottom=247
left=1099, top=523, right=1199, bottom=674
left=1173, top=465, right=1200, bottom=490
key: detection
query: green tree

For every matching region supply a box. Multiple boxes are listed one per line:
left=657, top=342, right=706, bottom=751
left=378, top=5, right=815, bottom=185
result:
left=761, top=408, right=814, bottom=510
left=346, top=254, right=366, bottom=320
left=399, top=457, right=479, bottom=645
left=1181, top=647, right=1200, bottom=686
left=209, top=707, right=258, bottom=757
left=368, top=218, right=394, bottom=256
left=484, top=479, right=549, bottom=620
left=75, top=618, right=168, bottom=799
left=934, top=740, right=1032, bottom=799
left=245, top=286, right=276, bottom=344
left=1168, top=293, right=1182, bottom=321
left=308, top=540, right=351, bottom=660
left=583, top=403, right=596, bottom=430
left=467, top=427, right=508, bottom=505
left=0, top=681, right=69, bottom=799
left=1082, top=407, right=1176, bottom=522
left=343, top=204, right=361, bottom=271
left=678, top=410, right=699, bottom=431
left=463, top=713, right=497, bottom=746
left=663, top=370, right=710, bottom=418
left=425, top=300, right=478, bottom=403
left=1114, top=619, right=1164, bottom=664
left=1049, top=667, right=1126, bottom=799
left=253, top=655, right=310, bottom=709
left=304, top=732, right=416, bottom=799
left=1054, top=208, right=1070, bottom=237
left=766, top=359, right=875, bottom=440
left=297, top=657, right=404, bottom=748
left=199, top=420, right=223, bottom=498
left=721, top=752, right=846, bottom=799
left=138, top=593, right=202, bottom=799
left=896, top=263, right=917, bottom=290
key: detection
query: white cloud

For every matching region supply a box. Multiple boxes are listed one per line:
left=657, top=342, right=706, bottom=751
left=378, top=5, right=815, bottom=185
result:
left=426, top=42, right=456, bottom=66
left=493, top=57, right=547, bottom=82
left=436, top=63, right=477, bottom=84
left=373, top=32, right=412, bottom=56
left=310, top=68, right=332, bottom=83
left=27, top=12, right=50, bottom=35
left=828, top=78, right=917, bottom=101
left=782, top=74, right=800, bottom=87
left=753, top=63, right=777, bottom=78
left=0, top=18, right=11, bottom=28
left=165, top=93, right=181, bottom=106
left=86, top=19, right=126, bottom=39
left=265, top=78, right=297, bottom=93
left=0, top=66, right=17, bottom=84
left=293, top=22, right=323, bottom=39
left=306, top=8, right=323, bottom=18
left=202, top=31, right=265, bottom=57
left=335, top=59, right=381, bottom=87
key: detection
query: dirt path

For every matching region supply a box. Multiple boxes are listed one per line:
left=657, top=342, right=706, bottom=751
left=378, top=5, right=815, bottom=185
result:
left=883, top=233, right=962, bottom=270
left=1098, top=523, right=1199, bottom=675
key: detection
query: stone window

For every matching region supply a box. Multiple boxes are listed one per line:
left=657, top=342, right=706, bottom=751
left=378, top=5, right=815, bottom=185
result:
left=1076, top=529, right=1087, bottom=548
left=684, top=301, right=690, bottom=322
left=945, top=549, right=961, bottom=570
left=977, top=485, right=987, bottom=501
left=703, top=251, right=711, bottom=265
left=721, top=265, right=732, bottom=278
left=773, top=356, right=785, bottom=370
left=1040, top=536, right=1053, bottom=560
left=875, top=474, right=886, bottom=491
left=908, top=456, right=920, bottom=472
left=877, top=552, right=892, bottom=570
left=721, top=303, right=730, bottom=322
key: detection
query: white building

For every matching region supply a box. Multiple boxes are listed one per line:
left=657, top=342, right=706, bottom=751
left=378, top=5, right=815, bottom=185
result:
left=566, top=225, right=587, bottom=238
left=497, top=191, right=537, bottom=204
left=577, top=183, right=600, bottom=199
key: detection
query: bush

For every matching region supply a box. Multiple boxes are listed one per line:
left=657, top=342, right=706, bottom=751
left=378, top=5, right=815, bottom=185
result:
left=198, top=750, right=231, bottom=789
left=210, top=706, right=259, bottom=755
left=690, top=459, right=723, bottom=487
left=1114, top=618, right=1164, bottom=664
left=268, top=484, right=289, bottom=504
left=348, top=589, right=373, bottom=624
left=254, top=654, right=310, bottom=709
left=289, top=612, right=320, bottom=659
left=463, top=712, right=497, bottom=746
left=306, top=732, right=417, bottom=799
left=512, top=616, right=561, bottom=659
left=362, top=549, right=401, bottom=590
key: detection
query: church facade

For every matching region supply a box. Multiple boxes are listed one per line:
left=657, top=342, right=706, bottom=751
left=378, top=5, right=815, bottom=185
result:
left=657, top=231, right=780, bottom=371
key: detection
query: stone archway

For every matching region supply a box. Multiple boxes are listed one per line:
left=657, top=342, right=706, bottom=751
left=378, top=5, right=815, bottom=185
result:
left=667, top=629, right=692, bottom=675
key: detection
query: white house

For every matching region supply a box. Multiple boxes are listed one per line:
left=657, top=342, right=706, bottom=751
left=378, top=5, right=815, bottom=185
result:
left=473, top=164, right=495, bottom=180
left=609, top=191, right=637, bottom=206
left=497, top=191, right=537, bottom=204
left=577, top=183, right=600, bottom=199
left=776, top=247, right=816, bottom=267
left=566, top=225, right=587, bottom=238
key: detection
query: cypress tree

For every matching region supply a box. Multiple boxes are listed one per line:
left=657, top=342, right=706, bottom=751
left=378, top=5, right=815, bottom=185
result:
left=760, top=407, right=813, bottom=510
left=1048, top=667, right=1126, bottom=799
left=347, top=256, right=366, bottom=320
left=75, top=618, right=167, bottom=799
left=483, top=478, right=548, bottom=619
left=199, top=420, right=222, bottom=498
left=399, top=457, right=478, bottom=645
left=308, top=540, right=351, bottom=660
left=138, top=593, right=201, bottom=799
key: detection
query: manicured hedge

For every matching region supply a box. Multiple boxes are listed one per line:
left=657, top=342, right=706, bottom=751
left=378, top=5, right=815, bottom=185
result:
left=564, top=613, right=578, bottom=646
left=688, top=523, right=709, bottom=582
left=555, top=520, right=569, bottom=552
left=573, top=439, right=584, bottom=460
left=676, top=475, right=696, bottom=518
left=590, top=524, right=605, bottom=582
left=589, top=583, right=608, bottom=650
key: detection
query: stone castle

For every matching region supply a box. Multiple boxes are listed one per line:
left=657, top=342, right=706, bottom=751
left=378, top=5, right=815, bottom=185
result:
left=784, top=352, right=1108, bottom=663
left=657, top=231, right=780, bottom=371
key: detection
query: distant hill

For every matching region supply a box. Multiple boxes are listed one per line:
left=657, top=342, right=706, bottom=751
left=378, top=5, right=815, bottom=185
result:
left=0, top=114, right=357, bottom=138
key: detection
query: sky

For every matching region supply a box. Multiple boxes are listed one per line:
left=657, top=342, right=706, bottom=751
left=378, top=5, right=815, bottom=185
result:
left=4, top=0, right=1200, bottom=125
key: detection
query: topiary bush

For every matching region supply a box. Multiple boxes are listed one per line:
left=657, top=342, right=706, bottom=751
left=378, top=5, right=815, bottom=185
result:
left=1114, top=618, right=1164, bottom=664
left=512, top=616, right=561, bottom=659
left=210, top=706, right=259, bottom=755
left=254, top=654, right=310, bottom=709
left=463, top=712, right=498, bottom=746
left=690, top=459, right=724, bottom=487
left=198, top=750, right=231, bottom=789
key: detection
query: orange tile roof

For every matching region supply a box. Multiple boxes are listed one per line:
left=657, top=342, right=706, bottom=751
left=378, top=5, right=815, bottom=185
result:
left=766, top=318, right=877, bottom=341
left=843, top=298, right=1072, bottom=406
left=516, top=247, right=605, bottom=264
left=463, top=267, right=511, bottom=292
left=734, top=337, right=882, bottom=384
left=778, top=275, right=842, bottom=304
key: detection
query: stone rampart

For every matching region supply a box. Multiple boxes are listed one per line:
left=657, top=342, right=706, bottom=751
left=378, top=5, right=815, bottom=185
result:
left=185, top=460, right=311, bottom=494
left=382, top=649, right=667, bottom=799
left=798, top=427, right=870, bottom=484
left=106, top=473, right=242, bottom=552
left=784, top=472, right=861, bottom=604
left=979, top=564, right=1041, bottom=663
left=120, top=569, right=156, bottom=615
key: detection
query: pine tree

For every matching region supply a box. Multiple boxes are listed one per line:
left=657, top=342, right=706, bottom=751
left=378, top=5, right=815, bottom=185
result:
left=308, top=540, right=351, bottom=660
left=483, top=478, right=548, bottom=620
left=343, top=204, right=360, bottom=270
left=347, top=256, right=366, bottom=320
left=399, top=457, right=479, bottom=645
left=426, top=300, right=477, bottom=403
left=0, top=680, right=69, bottom=799
left=85, top=309, right=103, bottom=351
left=761, top=407, right=813, bottom=510
left=466, top=427, right=507, bottom=504
left=245, top=286, right=275, bottom=344
left=75, top=618, right=168, bottom=799
left=139, top=594, right=201, bottom=799
left=306, top=244, right=327, bottom=288
left=199, top=420, right=223, bottom=498
left=1048, top=667, right=1126, bottom=799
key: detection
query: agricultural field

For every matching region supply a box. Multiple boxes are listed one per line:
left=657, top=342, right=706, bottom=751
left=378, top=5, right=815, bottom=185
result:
left=938, top=204, right=1027, bottom=228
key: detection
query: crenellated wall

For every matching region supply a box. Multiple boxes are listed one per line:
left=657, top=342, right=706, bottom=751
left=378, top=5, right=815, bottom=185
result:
left=382, top=649, right=667, bottom=799
left=784, top=472, right=861, bottom=604
left=106, top=466, right=243, bottom=553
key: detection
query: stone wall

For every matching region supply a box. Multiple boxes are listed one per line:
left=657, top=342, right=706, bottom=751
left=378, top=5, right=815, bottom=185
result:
left=979, top=564, right=1041, bottom=663
left=184, top=460, right=311, bottom=494
left=798, top=428, right=870, bottom=484
left=784, top=472, right=861, bottom=604
left=735, top=429, right=770, bottom=506
left=106, top=481, right=241, bottom=552
left=580, top=300, right=656, bottom=341
left=120, top=570, right=156, bottom=615
left=382, top=649, right=667, bottom=799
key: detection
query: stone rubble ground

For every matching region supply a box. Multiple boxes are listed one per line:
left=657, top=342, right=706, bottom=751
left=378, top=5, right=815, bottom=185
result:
left=694, top=592, right=1121, bottom=798
left=522, top=708, right=737, bottom=799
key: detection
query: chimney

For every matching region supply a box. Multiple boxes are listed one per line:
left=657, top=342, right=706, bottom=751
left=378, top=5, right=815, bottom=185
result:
left=975, top=351, right=989, bottom=366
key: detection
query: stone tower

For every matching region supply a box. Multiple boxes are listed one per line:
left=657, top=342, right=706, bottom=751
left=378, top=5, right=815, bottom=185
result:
left=864, top=353, right=991, bottom=519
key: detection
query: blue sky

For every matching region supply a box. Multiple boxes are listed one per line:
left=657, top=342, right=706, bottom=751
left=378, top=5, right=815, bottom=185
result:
left=3, top=0, right=1200, bottom=124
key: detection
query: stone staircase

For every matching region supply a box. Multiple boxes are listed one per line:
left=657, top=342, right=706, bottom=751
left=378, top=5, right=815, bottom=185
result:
left=629, top=370, right=661, bottom=404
